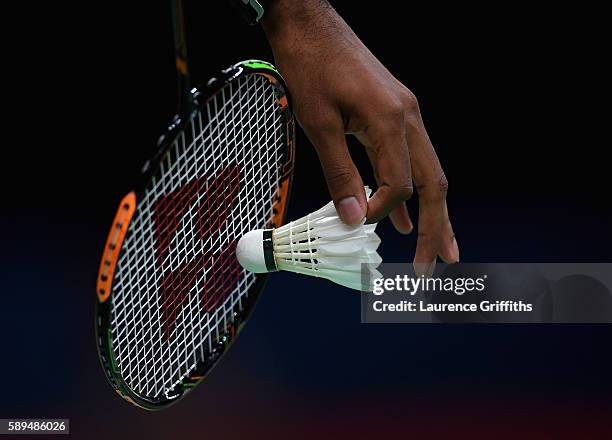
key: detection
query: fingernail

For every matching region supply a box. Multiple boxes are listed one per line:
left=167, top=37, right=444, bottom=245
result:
left=337, top=196, right=364, bottom=225
left=426, top=259, right=437, bottom=277
left=450, top=237, right=460, bottom=263
left=413, top=259, right=436, bottom=278
left=400, top=219, right=414, bottom=235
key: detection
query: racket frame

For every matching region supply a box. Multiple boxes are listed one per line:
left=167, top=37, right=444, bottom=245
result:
left=95, top=60, right=294, bottom=410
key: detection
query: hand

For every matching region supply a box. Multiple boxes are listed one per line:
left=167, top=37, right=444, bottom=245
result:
left=262, top=0, right=459, bottom=273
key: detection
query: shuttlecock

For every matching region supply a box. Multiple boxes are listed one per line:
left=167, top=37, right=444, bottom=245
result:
left=236, top=187, right=382, bottom=291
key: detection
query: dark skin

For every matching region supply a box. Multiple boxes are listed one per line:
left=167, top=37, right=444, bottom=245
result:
left=262, top=0, right=459, bottom=275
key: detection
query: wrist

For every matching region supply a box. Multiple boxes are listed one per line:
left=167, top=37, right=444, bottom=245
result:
left=262, top=0, right=334, bottom=51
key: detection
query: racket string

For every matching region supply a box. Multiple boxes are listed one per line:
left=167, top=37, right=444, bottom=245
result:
left=110, top=74, right=286, bottom=398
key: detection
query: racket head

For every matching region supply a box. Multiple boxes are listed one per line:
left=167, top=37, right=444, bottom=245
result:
left=95, top=60, right=294, bottom=410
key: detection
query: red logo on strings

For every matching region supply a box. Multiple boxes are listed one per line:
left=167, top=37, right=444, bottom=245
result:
left=152, top=165, right=242, bottom=339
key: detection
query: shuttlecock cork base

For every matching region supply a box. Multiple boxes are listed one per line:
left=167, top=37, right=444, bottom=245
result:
left=236, top=228, right=278, bottom=273
left=236, top=187, right=382, bottom=291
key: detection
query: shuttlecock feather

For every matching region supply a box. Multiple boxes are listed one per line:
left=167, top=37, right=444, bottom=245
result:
left=236, top=187, right=382, bottom=291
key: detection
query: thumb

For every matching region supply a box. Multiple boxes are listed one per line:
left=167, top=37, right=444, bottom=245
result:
left=304, top=117, right=367, bottom=224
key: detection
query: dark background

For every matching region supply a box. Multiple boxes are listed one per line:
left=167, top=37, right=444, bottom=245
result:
left=2, top=1, right=610, bottom=438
